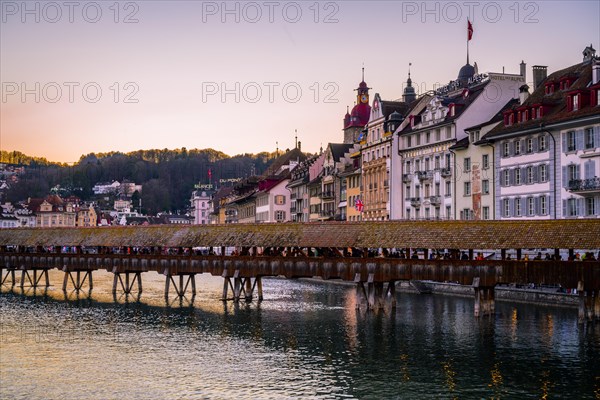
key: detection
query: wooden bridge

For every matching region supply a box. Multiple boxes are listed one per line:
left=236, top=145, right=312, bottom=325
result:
left=1, top=220, right=599, bottom=321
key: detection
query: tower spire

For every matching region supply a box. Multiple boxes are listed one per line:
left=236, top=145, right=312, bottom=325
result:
left=362, top=63, right=365, bottom=82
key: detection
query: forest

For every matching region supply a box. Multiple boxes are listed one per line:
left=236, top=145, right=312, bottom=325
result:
left=1, top=148, right=285, bottom=214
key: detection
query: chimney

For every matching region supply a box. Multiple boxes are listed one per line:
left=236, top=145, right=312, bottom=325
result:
left=520, top=60, right=526, bottom=82
left=519, top=84, right=530, bottom=105
left=593, top=58, right=600, bottom=85
left=298, top=141, right=301, bottom=151
left=532, top=65, right=547, bottom=89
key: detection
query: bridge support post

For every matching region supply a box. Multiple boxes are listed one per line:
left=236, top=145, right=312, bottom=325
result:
left=112, top=271, right=142, bottom=295
left=221, top=269, right=262, bottom=302
left=19, top=269, right=51, bottom=288
left=1, top=267, right=17, bottom=287
left=473, top=278, right=495, bottom=317
left=164, top=273, right=196, bottom=298
left=578, top=281, right=596, bottom=323
left=355, top=273, right=396, bottom=311
left=62, top=268, right=92, bottom=292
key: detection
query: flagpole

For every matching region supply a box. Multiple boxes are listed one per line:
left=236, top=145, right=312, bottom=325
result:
left=467, top=20, right=470, bottom=65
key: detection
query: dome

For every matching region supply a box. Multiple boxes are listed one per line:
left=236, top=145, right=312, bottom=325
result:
left=388, top=111, right=403, bottom=122
left=458, top=63, right=475, bottom=81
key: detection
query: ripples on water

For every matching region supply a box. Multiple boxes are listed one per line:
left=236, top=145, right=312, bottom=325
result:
left=1, top=270, right=599, bottom=399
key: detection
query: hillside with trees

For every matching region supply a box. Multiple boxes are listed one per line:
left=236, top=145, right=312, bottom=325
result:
left=1, top=148, right=299, bottom=214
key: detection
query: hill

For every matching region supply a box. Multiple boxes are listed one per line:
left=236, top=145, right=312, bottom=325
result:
left=2, top=148, right=308, bottom=214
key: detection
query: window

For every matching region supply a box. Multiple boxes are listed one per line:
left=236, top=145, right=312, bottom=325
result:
left=435, top=182, right=440, bottom=196
left=527, top=197, right=535, bottom=216
left=527, top=166, right=534, bottom=184
left=482, top=206, right=490, bottom=220
left=514, top=140, right=521, bottom=155
left=407, top=136, right=412, bottom=147
left=406, top=161, right=411, bottom=173
left=435, top=207, right=441, bottom=219
left=568, top=164, right=578, bottom=182
left=445, top=153, right=451, bottom=168
left=586, top=197, right=596, bottom=215
left=435, top=156, right=440, bottom=169
left=482, top=180, right=489, bottom=194
left=573, top=94, right=579, bottom=111
left=567, top=198, right=577, bottom=217
left=415, top=159, right=421, bottom=172
left=526, top=138, right=533, bottom=153
left=446, top=205, right=451, bottom=218
left=503, top=170, right=511, bottom=186
left=405, top=186, right=411, bottom=199
left=538, top=135, right=547, bottom=151
left=275, top=210, right=286, bottom=221
left=585, top=128, right=595, bottom=149
left=515, top=198, right=522, bottom=217
left=425, top=208, right=430, bottom=219
left=540, top=164, right=547, bottom=182
left=275, top=195, right=285, bottom=205
left=503, top=199, right=510, bottom=217
left=464, top=157, right=471, bottom=172
left=415, top=134, right=421, bottom=146
left=503, top=142, right=510, bottom=157
left=406, top=208, right=411, bottom=219
left=567, top=131, right=576, bottom=151
left=514, top=168, right=521, bottom=185
left=464, top=181, right=471, bottom=196
left=445, top=181, right=451, bottom=196
left=540, top=196, right=547, bottom=215
left=426, top=132, right=431, bottom=143
left=482, top=154, right=489, bottom=169
left=425, top=158, right=430, bottom=171
left=435, top=129, right=441, bottom=141
left=446, top=127, right=452, bottom=139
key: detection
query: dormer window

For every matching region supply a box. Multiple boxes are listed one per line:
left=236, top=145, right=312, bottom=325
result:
left=449, top=104, right=455, bottom=117
left=508, top=113, right=514, bottom=126
left=573, top=94, right=579, bottom=111
left=536, top=107, right=542, bottom=119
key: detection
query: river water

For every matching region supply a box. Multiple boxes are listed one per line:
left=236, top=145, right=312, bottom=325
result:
left=1, top=270, right=599, bottom=399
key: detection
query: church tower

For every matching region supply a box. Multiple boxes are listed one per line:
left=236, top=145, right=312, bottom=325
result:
left=343, top=68, right=372, bottom=144
left=402, top=63, right=416, bottom=103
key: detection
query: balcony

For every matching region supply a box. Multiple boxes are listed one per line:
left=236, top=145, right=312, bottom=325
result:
left=290, top=206, right=297, bottom=213
left=441, top=168, right=452, bottom=177
left=417, top=171, right=433, bottom=182
left=290, top=193, right=297, bottom=200
left=402, top=174, right=412, bottom=183
left=429, top=195, right=442, bottom=206
left=319, top=210, right=335, bottom=217
left=319, top=190, right=334, bottom=199
left=410, top=197, right=421, bottom=207
left=569, top=178, right=600, bottom=194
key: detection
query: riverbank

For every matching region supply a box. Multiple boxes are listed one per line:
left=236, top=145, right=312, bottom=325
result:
left=298, top=277, right=579, bottom=308
left=396, top=281, right=579, bottom=308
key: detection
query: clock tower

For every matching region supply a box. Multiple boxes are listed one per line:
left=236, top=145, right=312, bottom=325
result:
left=343, top=68, right=372, bottom=144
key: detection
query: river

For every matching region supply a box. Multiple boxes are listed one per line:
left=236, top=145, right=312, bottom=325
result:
left=1, top=270, right=599, bottom=399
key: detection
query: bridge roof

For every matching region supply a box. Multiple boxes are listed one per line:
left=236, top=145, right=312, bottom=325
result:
left=1, top=220, right=599, bottom=250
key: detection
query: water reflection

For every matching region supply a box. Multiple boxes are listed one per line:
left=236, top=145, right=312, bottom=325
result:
left=1, top=270, right=599, bottom=399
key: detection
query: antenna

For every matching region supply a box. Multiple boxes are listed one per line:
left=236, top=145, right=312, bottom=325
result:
left=295, top=129, right=298, bottom=149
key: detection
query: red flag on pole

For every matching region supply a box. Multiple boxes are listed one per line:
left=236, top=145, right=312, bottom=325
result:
left=468, top=19, right=473, bottom=41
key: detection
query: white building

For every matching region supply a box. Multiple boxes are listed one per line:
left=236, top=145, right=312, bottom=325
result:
left=190, top=189, right=213, bottom=225
left=485, top=46, right=600, bottom=219
left=255, top=179, right=291, bottom=223
left=450, top=99, right=518, bottom=220
left=394, top=61, right=525, bottom=220
left=92, top=181, right=120, bottom=195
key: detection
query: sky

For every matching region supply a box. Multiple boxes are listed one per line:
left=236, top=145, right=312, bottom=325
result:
left=1, top=0, right=599, bottom=163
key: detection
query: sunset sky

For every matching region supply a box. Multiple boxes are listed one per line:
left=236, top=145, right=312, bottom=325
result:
left=1, top=1, right=598, bottom=163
